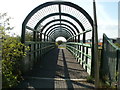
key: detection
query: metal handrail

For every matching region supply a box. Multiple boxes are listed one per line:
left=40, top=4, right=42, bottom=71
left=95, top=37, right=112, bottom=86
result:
left=67, top=29, right=92, bottom=41
left=26, top=26, right=55, bottom=40
left=66, top=42, right=92, bottom=75
left=103, top=34, right=120, bottom=50
left=65, top=42, right=91, bottom=47
left=66, top=45, right=91, bottom=59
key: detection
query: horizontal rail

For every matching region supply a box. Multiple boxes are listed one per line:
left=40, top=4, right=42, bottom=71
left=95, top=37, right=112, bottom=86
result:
left=65, top=42, right=92, bottom=74
left=26, top=26, right=55, bottom=40
left=103, top=34, right=120, bottom=50
left=25, top=41, right=55, bottom=45
left=66, top=45, right=91, bottom=59
left=67, top=29, right=92, bottom=41
left=66, top=46, right=91, bottom=70
left=27, top=46, right=55, bottom=55
left=65, top=42, right=91, bottom=48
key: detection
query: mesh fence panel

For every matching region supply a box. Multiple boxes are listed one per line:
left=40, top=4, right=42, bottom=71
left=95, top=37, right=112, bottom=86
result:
left=102, top=34, right=120, bottom=86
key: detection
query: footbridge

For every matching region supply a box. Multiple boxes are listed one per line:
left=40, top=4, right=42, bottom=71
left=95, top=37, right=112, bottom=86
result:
left=17, top=1, right=120, bottom=89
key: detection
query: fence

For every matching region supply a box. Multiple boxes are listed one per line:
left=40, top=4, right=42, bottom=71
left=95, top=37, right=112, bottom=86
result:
left=21, top=41, right=56, bottom=73
left=100, top=34, right=120, bottom=87
left=20, top=26, right=56, bottom=73
left=66, top=42, right=92, bottom=75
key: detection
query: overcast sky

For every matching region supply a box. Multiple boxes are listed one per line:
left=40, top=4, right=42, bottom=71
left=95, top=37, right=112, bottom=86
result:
left=0, top=0, right=119, bottom=39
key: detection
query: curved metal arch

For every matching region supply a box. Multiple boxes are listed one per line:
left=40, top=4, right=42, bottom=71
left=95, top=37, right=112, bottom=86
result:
left=44, top=26, right=74, bottom=41
left=44, top=23, right=76, bottom=36
left=41, top=19, right=80, bottom=34
left=54, top=34, right=70, bottom=40
left=47, top=29, right=71, bottom=41
left=49, top=29, right=72, bottom=39
left=47, top=27, right=73, bottom=38
left=22, top=1, right=93, bottom=43
left=23, top=1, right=93, bottom=28
left=49, top=32, right=71, bottom=40
left=35, top=13, right=85, bottom=31
left=51, top=31, right=70, bottom=40
left=46, top=26, right=74, bottom=37
left=49, top=28, right=76, bottom=42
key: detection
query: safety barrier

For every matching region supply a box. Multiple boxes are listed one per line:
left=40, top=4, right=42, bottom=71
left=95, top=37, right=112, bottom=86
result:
left=66, top=42, right=92, bottom=75
left=100, top=34, right=120, bottom=87
left=21, top=41, right=56, bottom=73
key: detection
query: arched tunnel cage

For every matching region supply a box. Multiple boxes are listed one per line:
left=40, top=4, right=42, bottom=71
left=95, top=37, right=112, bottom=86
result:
left=21, top=1, right=94, bottom=75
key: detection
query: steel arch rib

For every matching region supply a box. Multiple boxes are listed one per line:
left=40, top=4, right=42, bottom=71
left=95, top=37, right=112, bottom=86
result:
left=22, top=1, right=93, bottom=43
left=44, top=24, right=76, bottom=36
left=46, top=26, right=74, bottom=37
left=47, top=27, right=73, bottom=38
left=40, top=19, right=80, bottom=33
left=34, top=13, right=85, bottom=31
left=43, top=26, right=74, bottom=41
left=49, top=29, right=72, bottom=39
left=23, top=1, right=93, bottom=28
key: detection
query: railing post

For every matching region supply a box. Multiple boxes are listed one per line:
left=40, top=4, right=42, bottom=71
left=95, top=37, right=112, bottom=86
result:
left=82, top=46, right=85, bottom=68
left=118, top=50, right=120, bottom=89
left=93, top=0, right=99, bottom=88
left=78, top=35, right=80, bottom=42
left=118, top=2, right=120, bottom=89
left=85, top=47, right=88, bottom=72
left=77, top=45, right=79, bottom=62
left=83, top=33, right=86, bottom=43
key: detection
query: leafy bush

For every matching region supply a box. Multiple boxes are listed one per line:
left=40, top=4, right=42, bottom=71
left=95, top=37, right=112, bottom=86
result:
left=0, top=13, right=29, bottom=88
left=114, top=43, right=120, bottom=48
left=2, top=35, right=29, bottom=88
left=87, top=76, right=94, bottom=84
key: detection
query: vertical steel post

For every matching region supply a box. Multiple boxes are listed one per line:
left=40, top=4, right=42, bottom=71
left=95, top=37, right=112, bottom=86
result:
left=33, top=31, right=36, bottom=41
left=21, top=23, right=26, bottom=43
left=118, top=2, right=120, bottom=89
left=118, top=2, right=120, bottom=38
left=40, top=33, right=42, bottom=41
left=93, top=0, right=99, bottom=88
left=83, top=34, right=86, bottom=43
left=78, top=35, right=80, bottom=42
left=118, top=50, right=120, bottom=89
left=59, top=4, right=62, bottom=33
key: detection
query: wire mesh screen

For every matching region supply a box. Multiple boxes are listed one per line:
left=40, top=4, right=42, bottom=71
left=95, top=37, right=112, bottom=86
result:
left=27, top=5, right=59, bottom=29
left=61, top=5, right=92, bottom=31
left=101, top=34, right=120, bottom=86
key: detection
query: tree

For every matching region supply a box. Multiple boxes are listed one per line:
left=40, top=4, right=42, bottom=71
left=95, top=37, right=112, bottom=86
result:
left=57, top=40, right=63, bottom=45
left=0, top=13, right=29, bottom=88
left=25, top=31, right=33, bottom=41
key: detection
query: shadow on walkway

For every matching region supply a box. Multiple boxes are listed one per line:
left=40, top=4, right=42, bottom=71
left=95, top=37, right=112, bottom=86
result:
left=16, top=48, right=94, bottom=89
left=17, top=48, right=59, bottom=88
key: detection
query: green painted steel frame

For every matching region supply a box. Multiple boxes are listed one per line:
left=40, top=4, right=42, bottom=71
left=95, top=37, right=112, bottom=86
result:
left=21, top=1, right=93, bottom=43
left=21, top=1, right=95, bottom=78
left=66, top=42, right=92, bottom=74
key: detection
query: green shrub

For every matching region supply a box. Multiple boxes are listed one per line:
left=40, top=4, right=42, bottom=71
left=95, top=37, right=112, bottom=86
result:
left=0, top=13, right=29, bottom=88
left=2, top=36, right=29, bottom=88
left=87, top=76, right=94, bottom=84
left=114, top=43, right=120, bottom=48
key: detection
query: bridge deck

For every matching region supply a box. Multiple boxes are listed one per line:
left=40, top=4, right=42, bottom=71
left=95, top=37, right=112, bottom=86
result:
left=17, top=48, right=94, bottom=89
